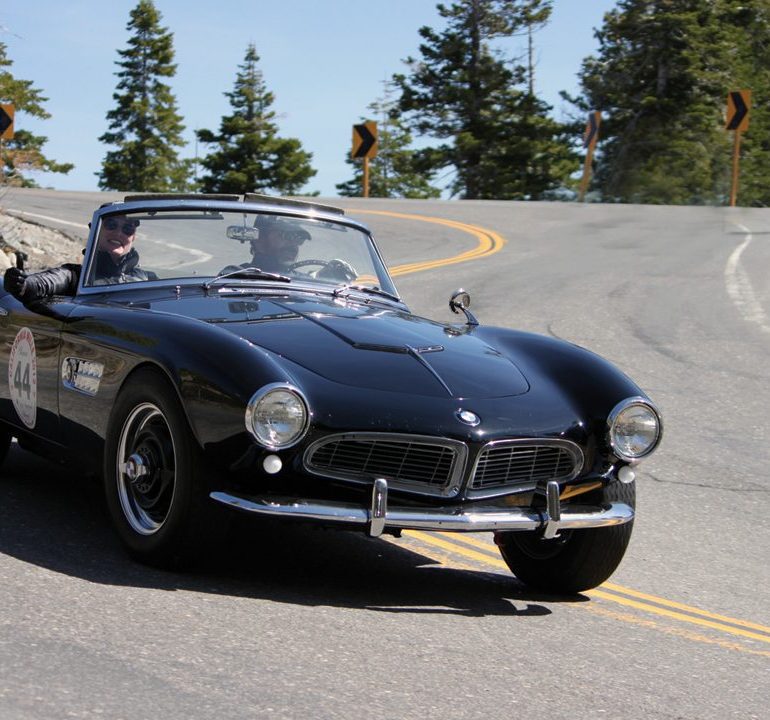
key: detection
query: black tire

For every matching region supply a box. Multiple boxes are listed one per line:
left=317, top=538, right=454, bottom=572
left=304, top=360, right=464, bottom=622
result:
left=103, top=368, right=226, bottom=568
left=497, top=480, right=636, bottom=594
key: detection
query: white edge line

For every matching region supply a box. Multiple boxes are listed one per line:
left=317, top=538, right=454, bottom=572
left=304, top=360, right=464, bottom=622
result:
left=724, top=223, right=770, bottom=333
left=5, top=209, right=88, bottom=230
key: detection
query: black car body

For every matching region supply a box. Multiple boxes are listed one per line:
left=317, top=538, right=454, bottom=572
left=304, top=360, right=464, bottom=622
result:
left=0, top=194, right=662, bottom=592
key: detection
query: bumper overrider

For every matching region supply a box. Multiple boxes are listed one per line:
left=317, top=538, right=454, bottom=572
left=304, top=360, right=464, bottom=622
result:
left=210, top=479, right=633, bottom=539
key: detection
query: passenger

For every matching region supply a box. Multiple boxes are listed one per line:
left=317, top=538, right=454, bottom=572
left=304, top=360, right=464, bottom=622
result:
left=3, top=215, right=155, bottom=301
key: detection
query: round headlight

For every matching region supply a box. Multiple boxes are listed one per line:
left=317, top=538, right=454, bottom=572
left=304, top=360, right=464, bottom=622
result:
left=607, top=398, right=662, bottom=462
left=245, top=384, right=309, bottom=449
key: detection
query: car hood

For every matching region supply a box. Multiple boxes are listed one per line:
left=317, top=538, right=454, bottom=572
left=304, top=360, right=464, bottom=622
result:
left=205, top=295, right=530, bottom=399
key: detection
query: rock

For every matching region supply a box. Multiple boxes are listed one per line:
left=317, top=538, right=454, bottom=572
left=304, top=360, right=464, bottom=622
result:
left=0, top=211, right=83, bottom=271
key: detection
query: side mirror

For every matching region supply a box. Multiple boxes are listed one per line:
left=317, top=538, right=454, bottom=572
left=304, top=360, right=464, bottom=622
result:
left=449, top=288, right=478, bottom=327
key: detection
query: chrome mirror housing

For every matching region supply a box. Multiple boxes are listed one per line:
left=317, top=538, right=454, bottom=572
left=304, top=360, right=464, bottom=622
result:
left=449, top=288, right=478, bottom=326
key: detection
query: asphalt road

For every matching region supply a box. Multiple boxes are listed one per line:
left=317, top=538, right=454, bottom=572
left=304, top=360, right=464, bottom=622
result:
left=0, top=188, right=768, bottom=720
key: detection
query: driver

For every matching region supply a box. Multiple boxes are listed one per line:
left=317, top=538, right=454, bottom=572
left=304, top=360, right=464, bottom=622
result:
left=224, top=217, right=357, bottom=282
left=250, top=217, right=311, bottom=274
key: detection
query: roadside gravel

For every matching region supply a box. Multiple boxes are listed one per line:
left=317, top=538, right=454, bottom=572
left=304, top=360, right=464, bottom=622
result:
left=0, top=211, right=83, bottom=272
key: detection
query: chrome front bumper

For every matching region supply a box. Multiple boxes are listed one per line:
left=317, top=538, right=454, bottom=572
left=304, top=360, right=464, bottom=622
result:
left=211, top=479, right=634, bottom=538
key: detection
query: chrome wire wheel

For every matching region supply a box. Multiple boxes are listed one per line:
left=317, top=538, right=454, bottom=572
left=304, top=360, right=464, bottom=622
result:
left=116, top=402, right=177, bottom=535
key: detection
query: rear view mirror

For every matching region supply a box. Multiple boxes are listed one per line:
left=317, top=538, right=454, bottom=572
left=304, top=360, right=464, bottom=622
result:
left=227, top=225, right=260, bottom=243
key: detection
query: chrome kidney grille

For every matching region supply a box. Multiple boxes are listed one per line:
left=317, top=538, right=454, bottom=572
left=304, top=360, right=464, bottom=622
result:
left=468, top=439, right=583, bottom=498
left=304, top=433, right=583, bottom=499
left=304, top=433, right=467, bottom=497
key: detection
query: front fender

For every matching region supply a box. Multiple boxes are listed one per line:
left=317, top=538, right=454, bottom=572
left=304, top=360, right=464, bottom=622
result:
left=473, top=326, right=649, bottom=429
left=60, top=304, right=296, bottom=451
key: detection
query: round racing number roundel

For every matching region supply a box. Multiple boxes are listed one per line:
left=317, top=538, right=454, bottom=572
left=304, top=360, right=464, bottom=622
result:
left=8, top=327, right=37, bottom=429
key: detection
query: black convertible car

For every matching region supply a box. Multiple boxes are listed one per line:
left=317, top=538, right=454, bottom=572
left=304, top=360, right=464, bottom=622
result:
left=0, top=194, right=661, bottom=593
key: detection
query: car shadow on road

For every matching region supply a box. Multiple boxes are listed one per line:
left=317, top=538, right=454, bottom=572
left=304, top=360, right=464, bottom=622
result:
left=0, top=444, right=588, bottom=618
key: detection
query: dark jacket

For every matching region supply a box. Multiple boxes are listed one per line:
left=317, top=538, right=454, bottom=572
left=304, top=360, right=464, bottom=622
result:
left=4, top=249, right=156, bottom=302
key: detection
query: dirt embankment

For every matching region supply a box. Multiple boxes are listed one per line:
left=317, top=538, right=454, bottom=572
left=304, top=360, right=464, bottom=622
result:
left=0, top=212, right=84, bottom=272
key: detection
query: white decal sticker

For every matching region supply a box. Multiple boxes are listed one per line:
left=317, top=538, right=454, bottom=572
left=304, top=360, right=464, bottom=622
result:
left=8, top=327, right=37, bottom=429
left=61, top=357, right=104, bottom=396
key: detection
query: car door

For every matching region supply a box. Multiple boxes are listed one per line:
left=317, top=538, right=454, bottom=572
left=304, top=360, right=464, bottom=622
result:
left=0, top=292, right=75, bottom=445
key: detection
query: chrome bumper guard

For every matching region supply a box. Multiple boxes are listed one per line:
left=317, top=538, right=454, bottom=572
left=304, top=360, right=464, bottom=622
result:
left=211, top=479, right=633, bottom=538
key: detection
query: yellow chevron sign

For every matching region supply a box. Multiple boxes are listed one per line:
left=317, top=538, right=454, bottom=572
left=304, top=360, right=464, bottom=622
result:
left=0, top=104, right=14, bottom=140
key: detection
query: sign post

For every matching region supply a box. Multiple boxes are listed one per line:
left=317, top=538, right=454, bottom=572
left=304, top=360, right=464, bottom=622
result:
left=352, top=121, right=378, bottom=198
left=726, top=90, right=751, bottom=207
left=578, top=111, right=601, bottom=202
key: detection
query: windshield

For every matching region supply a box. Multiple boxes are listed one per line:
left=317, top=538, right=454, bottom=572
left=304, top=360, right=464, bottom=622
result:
left=83, top=208, right=398, bottom=296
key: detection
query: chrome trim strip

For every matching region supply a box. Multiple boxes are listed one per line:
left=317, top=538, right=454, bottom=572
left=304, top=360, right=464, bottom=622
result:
left=405, top=345, right=453, bottom=396
left=303, top=432, right=468, bottom=498
left=210, top=491, right=634, bottom=533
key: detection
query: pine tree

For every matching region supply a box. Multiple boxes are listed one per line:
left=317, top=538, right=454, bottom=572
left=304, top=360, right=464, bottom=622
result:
left=0, top=41, right=74, bottom=187
left=568, top=0, right=737, bottom=204
left=196, top=44, right=315, bottom=195
left=722, top=1, right=770, bottom=207
left=392, top=0, right=576, bottom=199
left=97, top=0, right=188, bottom=192
left=336, top=89, right=441, bottom=198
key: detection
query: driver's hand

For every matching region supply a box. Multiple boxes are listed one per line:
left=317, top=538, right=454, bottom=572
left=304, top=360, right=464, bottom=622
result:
left=316, top=259, right=357, bottom=282
left=4, top=267, right=29, bottom=298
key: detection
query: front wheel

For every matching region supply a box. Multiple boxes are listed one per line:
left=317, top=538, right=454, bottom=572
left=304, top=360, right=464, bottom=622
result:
left=103, top=369, right=225, bottom=568
left=496, top=480, right=635, bottom=594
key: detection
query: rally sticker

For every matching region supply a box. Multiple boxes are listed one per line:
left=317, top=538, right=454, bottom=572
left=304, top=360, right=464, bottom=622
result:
left=8, top=327, right=37, bottom=429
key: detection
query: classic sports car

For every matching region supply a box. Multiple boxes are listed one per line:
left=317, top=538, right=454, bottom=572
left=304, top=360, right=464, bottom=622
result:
left=0, top=194, right=662, bottom=593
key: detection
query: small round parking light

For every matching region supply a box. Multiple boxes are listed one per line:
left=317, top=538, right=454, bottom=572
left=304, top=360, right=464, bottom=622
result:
left=263, top=454, right=283, bottom=474
left=617, top=465, right=636, bottom=484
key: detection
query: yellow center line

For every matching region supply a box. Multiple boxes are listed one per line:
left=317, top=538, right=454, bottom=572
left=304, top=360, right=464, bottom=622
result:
left=586, top=589, right=770, bottom=645
left=347, top=209, right=506, bottom=276
left=403, top=531, right=770, bottom=646
left=406, top=530, right=510, bottom=569
left=600, top=582, right=770, bottom=634
left=584, top=605, right=770, bottom=659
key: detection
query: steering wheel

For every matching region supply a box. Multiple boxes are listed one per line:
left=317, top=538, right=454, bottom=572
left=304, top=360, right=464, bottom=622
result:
left=286, top=259, right=331, bottom=272
left=287, top=259, right=358, bottom=282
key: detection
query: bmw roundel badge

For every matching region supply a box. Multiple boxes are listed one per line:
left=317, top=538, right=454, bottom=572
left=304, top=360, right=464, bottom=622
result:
left=456, top=409, right=481, bottom=426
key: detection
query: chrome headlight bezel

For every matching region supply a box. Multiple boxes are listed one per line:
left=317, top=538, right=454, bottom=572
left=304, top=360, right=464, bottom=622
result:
left=607, top=397, right=662, bottom=463
left=245, top=383, right=310, bottom=450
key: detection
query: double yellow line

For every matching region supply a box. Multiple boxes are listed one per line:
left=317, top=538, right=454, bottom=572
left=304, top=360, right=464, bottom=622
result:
left=350, top=209, right=506, bottom=276
left=401, top=530, right=770, bottom=655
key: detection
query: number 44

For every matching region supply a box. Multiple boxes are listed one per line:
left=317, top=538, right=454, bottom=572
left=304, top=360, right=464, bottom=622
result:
left=14, top=362, right=31, bottom=399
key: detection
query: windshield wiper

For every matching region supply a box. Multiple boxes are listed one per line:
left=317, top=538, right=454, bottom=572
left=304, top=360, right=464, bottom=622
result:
left=204, top=266, right=291, bottom=291
left=332, top=283, right=400, bottom=303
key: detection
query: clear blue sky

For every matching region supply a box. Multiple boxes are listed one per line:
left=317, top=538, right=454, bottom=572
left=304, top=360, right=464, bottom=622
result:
left=2, top=1, right=617, bottom=197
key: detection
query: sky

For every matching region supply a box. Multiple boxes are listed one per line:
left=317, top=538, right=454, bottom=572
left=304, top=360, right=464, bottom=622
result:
left=1, top=1, right=618, bottom=198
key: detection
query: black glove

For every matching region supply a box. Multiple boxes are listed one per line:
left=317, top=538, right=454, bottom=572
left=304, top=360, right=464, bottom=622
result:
left=4, top=267, right=29, bottom=298
left=316, top=259, right=358, bottom=282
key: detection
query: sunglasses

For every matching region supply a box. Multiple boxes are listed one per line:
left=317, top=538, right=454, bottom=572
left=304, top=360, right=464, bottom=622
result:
left=277, top=230, right=308, bottom=244
left=104, top=218, right=139, bottom=235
